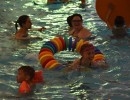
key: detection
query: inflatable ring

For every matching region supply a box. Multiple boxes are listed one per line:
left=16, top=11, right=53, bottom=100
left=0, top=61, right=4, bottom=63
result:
left=45, top=41, right=57, bottom=53
left=45, top=60, right=59, bottom=68
left=38, top=51, right=53, bottom=59
left=41, top=44, right=55, bottom=54
left=39, top=37, right=106, bottom=70
left=69, top=37, right=73, bottom=51
left=64, top=35, right=69, bottom=50
left=39, top=48, right=52, bottom=54
left=50, top=39, right=60, bottom=52
left=59, top=36, right=65, bottom=50
left=54, top=37, right=63, bottom=51
left=42, top=57, right=54, bottom=68
left=76, top=39, right=84, bottom=52
left=96, top=0, right=130, bottom=28
left=39, top=54, right=54, bottom=66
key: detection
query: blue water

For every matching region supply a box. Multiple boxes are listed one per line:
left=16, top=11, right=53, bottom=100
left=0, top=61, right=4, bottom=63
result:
left=0, top=0, right=130, bottom=100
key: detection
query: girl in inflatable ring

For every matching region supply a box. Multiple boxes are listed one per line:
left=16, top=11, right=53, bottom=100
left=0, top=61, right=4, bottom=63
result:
left=65, top=43, right=108, bottom=72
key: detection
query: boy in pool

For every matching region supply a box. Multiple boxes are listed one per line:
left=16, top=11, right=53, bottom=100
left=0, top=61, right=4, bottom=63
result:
left=65, top=43, right=108, bottom=72
left=110, top=16, right=129, bottom=39
left=16, top=66, right=44, bottom=95
left=15, top=15, right=46, bottom=40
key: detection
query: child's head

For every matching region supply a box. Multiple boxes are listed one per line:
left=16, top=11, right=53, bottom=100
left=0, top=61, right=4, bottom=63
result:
left=15, top=15, right=32, bottom=31
left=80, top=43, right=95, bottom=61
left=114, top=16, right=125, bottom=27
left=16, top=66, right=35, bottom=83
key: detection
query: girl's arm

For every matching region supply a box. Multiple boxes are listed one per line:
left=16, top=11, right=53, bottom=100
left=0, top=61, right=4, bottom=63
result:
left=29, top=27, right=46, bottom=32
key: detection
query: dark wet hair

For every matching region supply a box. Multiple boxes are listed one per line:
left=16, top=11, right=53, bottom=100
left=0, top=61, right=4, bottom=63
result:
left=67, top=16, right=72, bottom=27
left=18, top=66, right=35, bottom=81
left=71, top=13, right=83, bottom=21
left=114, top=16, right=125, bottom=27
left=15, top=15, right=29, bottom=31
left=80, top=43, right=95, bottom=54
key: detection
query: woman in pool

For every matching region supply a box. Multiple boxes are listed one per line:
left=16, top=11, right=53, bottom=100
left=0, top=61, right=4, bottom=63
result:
left=68, top=14, right=92, bottom=40
left=65, top=43, right=108, bottom=72
left=15, top=15, right=46, bottom=40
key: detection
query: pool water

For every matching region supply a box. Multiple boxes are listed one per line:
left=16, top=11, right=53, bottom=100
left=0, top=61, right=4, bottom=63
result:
left=0, top=0, right=130, bottom=100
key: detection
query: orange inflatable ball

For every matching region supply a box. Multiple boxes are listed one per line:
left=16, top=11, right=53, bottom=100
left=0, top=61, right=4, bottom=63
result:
left=96, top=0, right=130, bottom=29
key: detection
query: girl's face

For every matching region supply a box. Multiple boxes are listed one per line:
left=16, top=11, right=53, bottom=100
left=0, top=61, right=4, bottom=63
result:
left=81, top=49, right=95, bottom=61
left=23, top=17, right=32, bottom=29
left=16, top=69, right=27, bottom=83
left=71, top=16, right=83, bottom=30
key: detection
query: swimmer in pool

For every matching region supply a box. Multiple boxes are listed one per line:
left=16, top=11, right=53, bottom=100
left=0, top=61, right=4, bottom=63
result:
left=64, top=43, right=108, bottom=72
left=16, top=66, right=44, bottom=96
left=15, top=15, right=46, bottom=40
left=110, top=16, right=129, bottom=39
left=16, top=66, right=36, bottom=95
left=68, top=14, right=95, bottom=41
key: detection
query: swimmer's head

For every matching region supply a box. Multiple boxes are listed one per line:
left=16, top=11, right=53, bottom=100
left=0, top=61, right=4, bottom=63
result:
left=15, top=15, right=32, bottom=31
left=16, top=66, right=35, bottom=83
left=114, top=16, right=125, bottom=27
left=80, top=43, right=95, bottom=53
left=80, top=43, right=95, bottom=60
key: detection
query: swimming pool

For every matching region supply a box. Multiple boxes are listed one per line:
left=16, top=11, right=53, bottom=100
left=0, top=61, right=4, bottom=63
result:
left=0, top=0, right=130, bottom=99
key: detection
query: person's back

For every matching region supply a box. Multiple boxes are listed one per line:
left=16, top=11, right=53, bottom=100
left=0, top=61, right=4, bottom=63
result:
left=112, top=26, right=127, bottom=38
left=111, top=16, right=128, bottom=38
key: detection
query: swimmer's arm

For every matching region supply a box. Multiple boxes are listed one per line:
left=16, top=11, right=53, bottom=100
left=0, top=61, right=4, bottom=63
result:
left=29, top=27, right=46, bottom=32
left=64, top=60, right=80, bottom=72
left=96, top=61, right=109, bottom=69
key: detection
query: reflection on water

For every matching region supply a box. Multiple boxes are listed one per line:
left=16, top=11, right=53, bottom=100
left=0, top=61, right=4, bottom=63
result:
left=0, top=0, right=130, bottom=100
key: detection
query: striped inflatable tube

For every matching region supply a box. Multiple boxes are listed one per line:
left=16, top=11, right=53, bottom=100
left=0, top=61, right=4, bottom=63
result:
left=39, top=36, right=105, bottom=70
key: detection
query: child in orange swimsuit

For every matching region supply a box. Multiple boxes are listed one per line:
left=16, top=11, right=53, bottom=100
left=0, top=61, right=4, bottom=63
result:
left=16, top=66, right=44, bottom=95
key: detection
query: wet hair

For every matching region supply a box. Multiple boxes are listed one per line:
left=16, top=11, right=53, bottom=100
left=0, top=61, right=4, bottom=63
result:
left=71, top=13, right=83, bottom=21
left=114, top=16, right=125, bottom=27
left=18, top=66, right=35, bottom=81
left=15, top=15, right=29, bottom=31
left=67, top=16, right=72, bottom=27
left=80, top=43, right=95, bottom=54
